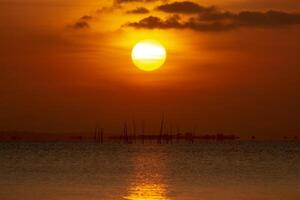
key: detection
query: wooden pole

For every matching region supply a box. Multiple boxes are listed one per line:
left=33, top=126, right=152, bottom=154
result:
left=124, top=121, right=128, bottom=143
left=100, top=128, right=103, bottom=144
left=159, top=114, right=164, bottom=144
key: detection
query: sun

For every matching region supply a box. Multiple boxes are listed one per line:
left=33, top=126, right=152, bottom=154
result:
left=131, top=40, right=167, bottom=72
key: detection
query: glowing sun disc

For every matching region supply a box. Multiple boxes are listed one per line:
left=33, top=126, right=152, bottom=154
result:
left=131, top=40, right=167, bottom=71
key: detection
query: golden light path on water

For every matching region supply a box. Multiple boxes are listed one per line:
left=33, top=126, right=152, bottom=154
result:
left=124, top=183, right=169, bottom=200
left=123, top=147, right=169, bottom=200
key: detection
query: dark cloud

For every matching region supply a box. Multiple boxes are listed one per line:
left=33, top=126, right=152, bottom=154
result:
left=72, top=21, right=90, bottom=29
left=114, top=0, right=161, bottom=5
left=125, top=15, right=235, bottom=31
left=235, top=10, right=300, bottom=27
left=198, top=10, right=300, bottom=28
left=115, top=0, right=142, bottom=4
left=71, top=15, right=92, bottom=30
left=125, top=6, right=300, bottom=32
left=156, top=1, right=215, bottom=14
left=80, top=15, right=93, bottom=20
left=96, top=6, right=117, bottom=14
left=124, top=15, right=182, bottom=29
left=126, top=7, right=150, bottom=14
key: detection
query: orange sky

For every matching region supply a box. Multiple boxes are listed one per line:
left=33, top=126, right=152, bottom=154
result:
left=0, top=0, right=300, bottom=138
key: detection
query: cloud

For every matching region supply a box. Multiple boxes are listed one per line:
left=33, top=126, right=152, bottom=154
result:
left=96, top=6, right=117, bottom=13
left=80, top=15, right=93, bottom=20
left=198, top=10, right=300, bottom=28
left=156, top=1, right=215, bottom=14
left=124, top=15, right=183, bottom=29
left=71, top=15, right=93, bottom=30
left=114, top=0, right=162, bottom=5
left=232, top=10, right=300, bottom=27
left=72, top=0, right=300, bottom=32
left=126, top=7, right=150, bottom=14
left=125, top=2, right=300, bottom=32
left=72, top=21, right=90, bottom=29
left=125, top=15, right=236, bottom=31
left=115, top=0, right=143, bottom=4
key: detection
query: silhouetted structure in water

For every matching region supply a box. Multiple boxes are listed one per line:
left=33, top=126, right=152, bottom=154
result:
left=100, top=129, right=103, bottom=144
left=123, top=122, right=129, bottom=144
left=158, top=116, right=164, bottom=144
left=109, top=132, right=240, bottom=143
left=107, top=115, right=240, bottom=144
left=132, top=119, right=136, bottom=144
left=141, top=121, right=145, bottom=144
left=94, top=128, right=103, bottom=144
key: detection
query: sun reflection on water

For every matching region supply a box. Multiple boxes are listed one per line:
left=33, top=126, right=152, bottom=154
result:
left=124, top=183, right=169, bottom=200
left=123, top=146, right=170, bottom=200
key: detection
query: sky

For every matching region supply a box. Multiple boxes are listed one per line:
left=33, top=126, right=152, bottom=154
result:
left=0, top=0, right=299, bottom=138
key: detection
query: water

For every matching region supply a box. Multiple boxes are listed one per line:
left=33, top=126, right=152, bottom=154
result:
left=0, top=141, right=299, bottom=200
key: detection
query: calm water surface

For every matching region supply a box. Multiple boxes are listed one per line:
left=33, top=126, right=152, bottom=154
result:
left=0, top=141, right=299, bottom=200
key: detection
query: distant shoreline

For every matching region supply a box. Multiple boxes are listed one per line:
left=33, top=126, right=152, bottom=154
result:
left=0, top=131, right=298, bottom=142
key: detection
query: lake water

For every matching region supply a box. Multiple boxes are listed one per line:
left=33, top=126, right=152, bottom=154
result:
left=0, top=141, right=299, bottom=200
